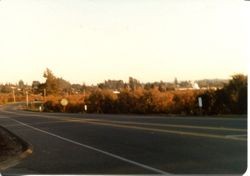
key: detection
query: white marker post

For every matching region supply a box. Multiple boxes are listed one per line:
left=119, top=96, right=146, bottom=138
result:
left=39, top=106, right=42, bottom=112
left=84, top=105, right=87, bottom=112
left=198, top=97, right=202, bottom=115
left=198, top=97, right=202, bottom=108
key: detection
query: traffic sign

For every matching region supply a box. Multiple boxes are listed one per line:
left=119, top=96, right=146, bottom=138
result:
left=60, top=98, right=68, bottom=106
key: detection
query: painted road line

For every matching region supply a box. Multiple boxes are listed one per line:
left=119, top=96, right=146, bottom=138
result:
left=226, top=134, right=247, bottom=138
left=63, top=118, right=248, bottom=141
left=3, top=120, right=73, bottom=128
left=80, top=121, right=247, bottom=142
left=81, top=119, right=247, bottom=132
left=7, top=117, right=169, bottom=175
left=225, top=134, right=247, bottom=141
left=1, top=108, right=247, bottom=142
left=1, top=109, right=246, bottom=133
left=2, top=105, right=247, bottom=122
left=32, top=117, right=248, bottom=142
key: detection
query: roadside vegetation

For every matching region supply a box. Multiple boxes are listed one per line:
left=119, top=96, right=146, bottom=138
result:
left=0, top=69, right=247, bottom=115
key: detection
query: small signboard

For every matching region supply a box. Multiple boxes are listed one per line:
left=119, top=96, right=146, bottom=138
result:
left=60, top=98, right=68, bottom=107
left=84, top=105, right=87, bottom=111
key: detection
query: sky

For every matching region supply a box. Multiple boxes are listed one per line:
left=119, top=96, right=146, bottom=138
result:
left=0, top=0, right=249, bottom=85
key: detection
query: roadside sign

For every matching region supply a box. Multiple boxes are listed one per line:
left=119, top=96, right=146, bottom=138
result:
left=60, top=98, right=68, bottom=107
left=84, top=105, right=87, bottom=111
left=198, top=97, right=202, bottom=108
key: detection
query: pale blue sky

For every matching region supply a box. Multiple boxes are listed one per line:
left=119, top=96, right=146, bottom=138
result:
left=0, top=0, right=248, bottom=85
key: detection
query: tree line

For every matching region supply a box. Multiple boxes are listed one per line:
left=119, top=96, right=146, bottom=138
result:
left=0, top=68, right=247, bottom=115
left=82, top=74, right=247, bottom=115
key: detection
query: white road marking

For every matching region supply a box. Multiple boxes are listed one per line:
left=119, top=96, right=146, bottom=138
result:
left=3, top=120, right=74, bottom=128
left=226, top=134, right=247, bottom=138
left=7, top=117, right=169, bottom=175
left=1, top=109, right=247, bottom=141
left=2, top=106, right=247, bottom=122
left=86, top=120, right=247, bottom=132
left=2, top=108, right=247, bottom=133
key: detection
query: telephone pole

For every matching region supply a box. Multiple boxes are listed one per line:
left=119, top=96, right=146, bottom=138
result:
left=44, top=88, right=47, bottom=101
left=11, top=87, right=16, bottom=103
left=26, top=91, right=29, bottom=108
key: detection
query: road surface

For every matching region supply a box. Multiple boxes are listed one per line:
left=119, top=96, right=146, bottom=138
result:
left=0, top=104, right=247, bottom=175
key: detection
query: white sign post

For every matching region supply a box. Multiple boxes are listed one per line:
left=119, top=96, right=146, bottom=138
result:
left=39, top=106, right=43, bottom=112
left=198, top=97, right=202, bottom=115
left=84, top=105, right=87, bottom=112
left=198, top=97, right=202, bottom=108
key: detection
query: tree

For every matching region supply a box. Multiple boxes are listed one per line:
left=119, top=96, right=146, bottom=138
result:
left=32, top=81, right=41, bottom=94
left=57, top=78, right=71, bottom=94
left=43, top=68, right=59, bottom=95
left=116, top=90, right=133, bottom=113
left=18, top=80, right=25, bottom=90
left=42, top=68, right=73, bottom=95
left=200, top=74, right=247, bottom=114
left=174, top=77, right=178, bottom=87
left=87, top=89, right=117, bottom=113
left=0, top=84, right=12, bottom=93
left=129, top=77, right=141, bottom=90
left=71, top=84, right=85, bottom=94
left=224, top=74, right=247, bottom=114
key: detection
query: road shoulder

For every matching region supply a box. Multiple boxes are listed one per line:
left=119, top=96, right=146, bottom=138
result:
left=0, top=126, right=32, bottom=171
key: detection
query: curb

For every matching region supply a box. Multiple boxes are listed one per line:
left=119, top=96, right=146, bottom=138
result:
left=0, top=126, right=33, bottom=171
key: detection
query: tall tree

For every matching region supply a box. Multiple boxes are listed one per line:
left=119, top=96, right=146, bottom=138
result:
left=43, top=68, right=59, bottom=95
left=129, top=77, right=141, bottom=90
left=174, top=77, right=178, bottom=87
left=18, top=80, right=25, bottom=90
left=225, top=74, right=247, bottom=114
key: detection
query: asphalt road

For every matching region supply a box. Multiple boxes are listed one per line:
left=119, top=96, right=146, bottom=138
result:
left=0, top=104, right=247, bottom=175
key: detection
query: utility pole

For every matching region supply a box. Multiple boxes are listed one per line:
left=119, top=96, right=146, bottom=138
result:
left=11, top=87, right=16, bottom=103
left=26, top=91, right=29, bottom=108
left=44, top=88, right=46, bottom=101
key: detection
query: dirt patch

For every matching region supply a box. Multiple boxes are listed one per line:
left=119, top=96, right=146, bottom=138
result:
left=0, top=126, right=28, bottom=162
